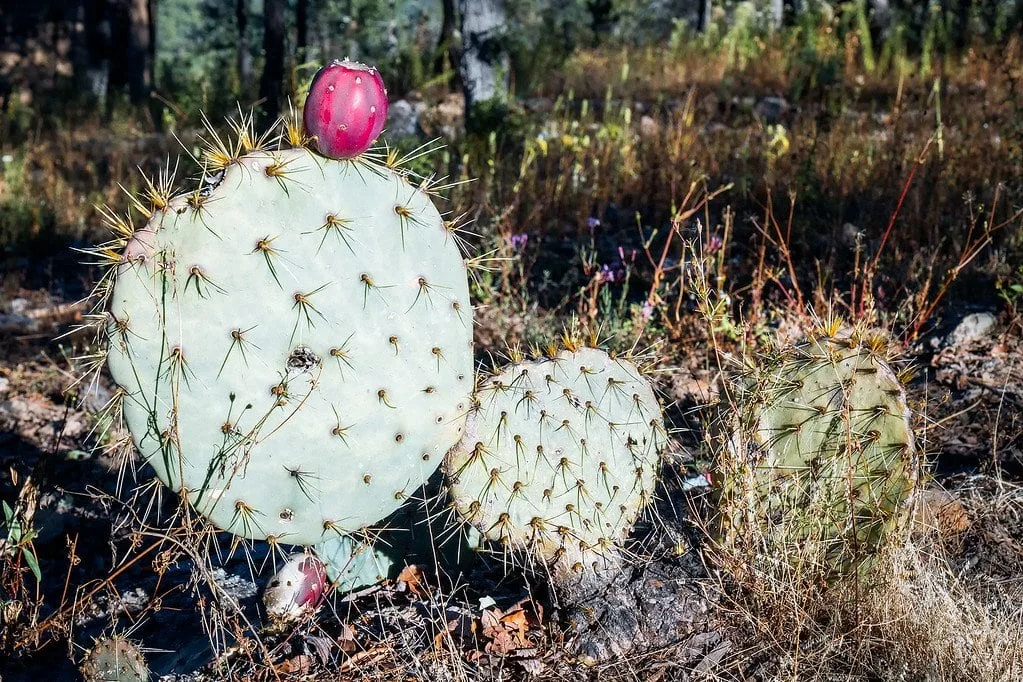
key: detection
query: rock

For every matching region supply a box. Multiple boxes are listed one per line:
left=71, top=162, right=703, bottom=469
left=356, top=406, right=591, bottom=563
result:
left=841, top=222, right=862, bottom=247
left=946, top=312, right=998, bottom=348
left=8, top=297, right=29, bottom=315
left=566, top=557, right=716, bottom=666
left=639, top=115, right=659, bottom=138
left=0, top=313, right=37, bottom=332
left=386, top=99, right=419, bottom=139
left=754, top=96, right=789, bottom=124
left=418, top=93, right=464, bottom=140
left=913, top=488, right=970, bottom=538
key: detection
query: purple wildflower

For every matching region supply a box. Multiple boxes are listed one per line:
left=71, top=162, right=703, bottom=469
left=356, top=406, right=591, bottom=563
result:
left=508, top=233, right=529, bottom=250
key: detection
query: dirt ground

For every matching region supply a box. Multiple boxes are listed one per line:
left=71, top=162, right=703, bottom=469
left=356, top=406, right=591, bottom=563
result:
left=1, top=265, right=1022, bottom=680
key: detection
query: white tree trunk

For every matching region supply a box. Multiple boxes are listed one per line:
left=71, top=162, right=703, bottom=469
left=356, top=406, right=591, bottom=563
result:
left=459, top=0, right=509, bottom=110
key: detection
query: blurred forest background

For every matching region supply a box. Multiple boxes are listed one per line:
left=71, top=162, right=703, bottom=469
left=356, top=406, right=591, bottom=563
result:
left=4, top=1, right=1023, bottom=125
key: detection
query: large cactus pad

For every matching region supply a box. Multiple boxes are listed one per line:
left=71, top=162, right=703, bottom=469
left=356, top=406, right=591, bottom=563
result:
left=445, top=347, right=665, bottom=575
left=105, top=147, right=473, bottom=545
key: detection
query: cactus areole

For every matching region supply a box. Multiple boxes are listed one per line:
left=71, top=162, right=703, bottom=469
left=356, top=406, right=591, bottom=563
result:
left=104, top=142, right=473, bottom=546
left=304, top=59, right=388, bottom=159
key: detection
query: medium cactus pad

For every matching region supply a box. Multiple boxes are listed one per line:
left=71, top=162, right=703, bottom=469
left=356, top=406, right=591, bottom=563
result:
left=104, top=146, right=473, bottom=545
left=717, top=332, right=920, bottom=579
left=445, top=347, right=666, bottom=575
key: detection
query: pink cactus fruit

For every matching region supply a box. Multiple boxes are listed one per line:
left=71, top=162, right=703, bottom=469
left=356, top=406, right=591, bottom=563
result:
left=303, top=59, right=388, bottom=159
left=263, top=552, right=329, bottom=620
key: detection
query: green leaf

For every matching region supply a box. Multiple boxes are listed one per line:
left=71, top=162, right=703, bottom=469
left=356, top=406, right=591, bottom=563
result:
left=21, top=545, right=41, bottom=582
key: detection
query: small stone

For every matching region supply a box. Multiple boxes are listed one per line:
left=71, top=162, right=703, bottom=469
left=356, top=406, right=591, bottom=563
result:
left=946, top=311, right=997, bottom=348
left=913, top=488, right=970, bottom=537
left=841, top=222, right=862, bottom=247
left=8, top=297, right=29, bottom=315
left=754, top=96, right=789, bottom=124
left=638, top=115, right=659, bottom=138
left=386, top=99, right=419, bottom=138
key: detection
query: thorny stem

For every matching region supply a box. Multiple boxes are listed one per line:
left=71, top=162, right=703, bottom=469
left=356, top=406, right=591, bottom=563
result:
left=907, top=185, right=1021, bottom=343
left=642, top=181, right=731, bottom=319
left=17, top=540, right=162, bottom=650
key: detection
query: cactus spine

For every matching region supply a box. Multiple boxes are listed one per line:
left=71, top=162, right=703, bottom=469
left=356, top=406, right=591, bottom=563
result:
left=716, top=330, right=920, bottom=580
left=445, top=346, right=666, bottom=578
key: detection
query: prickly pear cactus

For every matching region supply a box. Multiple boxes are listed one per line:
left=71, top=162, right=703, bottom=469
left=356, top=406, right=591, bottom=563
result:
left=716, top=330, right=920, bottom=580
left=317, top=533, right=395, bottom=592
left=445, top=346, right=666, bottom=577
left=80, top=635, right=148, bottom=682
left=102, top=142, right=473, bottom=546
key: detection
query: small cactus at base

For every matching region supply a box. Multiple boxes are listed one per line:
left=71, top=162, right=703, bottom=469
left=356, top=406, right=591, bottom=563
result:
left=315, top=483, right=485, bottom=591
left=80, top=635, right=148, bottom=682
left=316, top=533, right=395, bottom=592
left=445, top=346, right=666, bottom=580
left=715, top=330, right=921, bottom=582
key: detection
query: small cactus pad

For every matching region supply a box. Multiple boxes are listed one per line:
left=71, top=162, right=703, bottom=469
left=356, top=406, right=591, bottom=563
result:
left=316, top=533, right=396, bottom=592
left=316, top=487, right=484, bottom=591
left=717, top=333, right=919, bottom=578
left=80, top=636, right=149, bottom=682
left=105, top=147, right=473, bottom=545
left=445, top=347, right=666, bottom=574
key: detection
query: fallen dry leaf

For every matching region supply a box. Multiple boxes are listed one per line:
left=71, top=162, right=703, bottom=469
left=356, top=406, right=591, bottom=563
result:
left=396, top=564, right=426, bottom=596
left=276, top=653, right=314, bottom=674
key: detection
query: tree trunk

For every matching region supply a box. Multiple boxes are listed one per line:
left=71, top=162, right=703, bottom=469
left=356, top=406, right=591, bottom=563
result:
left=236, top=0, right=252, bottom=89
left=83, top=0, right=113, bottom=111
left=126, top=0, right=151, bottom=104
left=952, top=0, right=971, bottom=48
left=434, top=0, right=461, bottom=78
left=259, top=0, right=286, bottom=122
left=296, top=0, right=308, bottom=63
left=767, top=0, right=784, bottom=29
left=699, top=0, right=713, bottom=32
left=148, top=0, right=162, bottom=128
left=459, top=0, right=509, bottom=126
